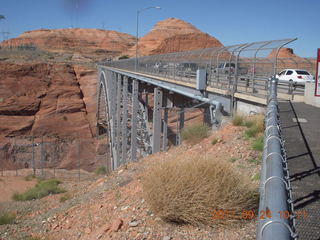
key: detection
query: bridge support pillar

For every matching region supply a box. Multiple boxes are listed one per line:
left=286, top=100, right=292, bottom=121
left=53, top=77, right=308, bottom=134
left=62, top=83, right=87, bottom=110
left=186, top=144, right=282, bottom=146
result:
left=152, top=88, right=163, bottom=153
left=121, top=76, right=128, bottom=164
left=131, top=79, right=139, bottom=161
left=115, top=74, right=122, bottom=168
left=108, top=71, right=118, bottom=170
left=162, top=92, right=173, bottom=151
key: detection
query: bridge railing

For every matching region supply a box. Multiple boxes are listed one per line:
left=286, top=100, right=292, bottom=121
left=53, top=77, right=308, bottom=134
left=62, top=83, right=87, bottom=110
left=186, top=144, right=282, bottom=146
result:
left=101, top=39, right=312, bottom=97
left=257, top=77, right=296, bottom=240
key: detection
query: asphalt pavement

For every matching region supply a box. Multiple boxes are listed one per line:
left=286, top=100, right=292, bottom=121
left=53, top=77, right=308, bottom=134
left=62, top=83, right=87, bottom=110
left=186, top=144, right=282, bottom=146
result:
left=279, top=101, right=320, bottom=240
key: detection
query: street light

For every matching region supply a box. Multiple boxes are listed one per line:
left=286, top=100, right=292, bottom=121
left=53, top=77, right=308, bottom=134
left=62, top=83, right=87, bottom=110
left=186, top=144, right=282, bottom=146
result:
left=135, top=6, right=161, bottom=71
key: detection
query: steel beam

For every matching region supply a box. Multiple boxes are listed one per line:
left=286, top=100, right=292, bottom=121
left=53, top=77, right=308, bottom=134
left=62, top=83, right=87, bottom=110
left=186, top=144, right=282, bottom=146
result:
left=162, top=92, right=172, bottom=151
left=152, top=88, right=163, bottom=153
left=122, top=76, right=128, bottom=163
left=115, top=74, right=122, bottom=168
left=131, top=79, right=139, bottom=161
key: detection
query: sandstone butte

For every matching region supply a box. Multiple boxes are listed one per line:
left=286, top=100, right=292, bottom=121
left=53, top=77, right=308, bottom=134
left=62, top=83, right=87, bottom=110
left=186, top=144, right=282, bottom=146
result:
left=0, top=18, right=224, bottom=170
left=125, top=18, right=223, bottom=56
left=267, top=48, right=299, bottom=58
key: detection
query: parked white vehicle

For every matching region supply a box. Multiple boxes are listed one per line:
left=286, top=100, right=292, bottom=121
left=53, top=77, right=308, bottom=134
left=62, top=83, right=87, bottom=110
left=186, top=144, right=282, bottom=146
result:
left=276, top=69, right=314, bottom=86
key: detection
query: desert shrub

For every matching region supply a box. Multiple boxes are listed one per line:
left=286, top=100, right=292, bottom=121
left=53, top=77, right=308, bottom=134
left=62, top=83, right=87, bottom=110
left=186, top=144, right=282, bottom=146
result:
left=142, top=150, right=258, bottom=225
left=181, top=123, right=210, bottom=144
left=95, top=166, right=107, bottom=175
left=12, top=179, right=65, bottom=201
left=252, top=136, right=264, bottom=152
left=244, top=115, right=264, bottom=139
left=0, top=212, right=16, bottom=225
left=251, top=173, right=260, bottom=181
left=228, top=157, right=238, bottom=163
left=118, top=55, right=129, bottom=60
left=24, top=174, right=36, bottom=181
left=249, top=158, right=260, bottom=165
left=211, top=138, right=218, bottom=145
left=60, top=193, right=72, bottom=203
left=232, top=115, right=244, bottom=126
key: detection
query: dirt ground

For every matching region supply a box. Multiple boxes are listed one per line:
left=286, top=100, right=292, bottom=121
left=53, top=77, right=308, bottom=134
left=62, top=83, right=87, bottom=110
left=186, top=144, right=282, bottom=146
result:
left=0, top=123, right=261, bottom=240
left=0, top=176, right=37, bottom=202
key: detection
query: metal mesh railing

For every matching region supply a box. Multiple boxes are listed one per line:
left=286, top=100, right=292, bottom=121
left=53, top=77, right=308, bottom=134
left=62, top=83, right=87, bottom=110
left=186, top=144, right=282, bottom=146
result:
left=100, top=38, right=315, bottom=98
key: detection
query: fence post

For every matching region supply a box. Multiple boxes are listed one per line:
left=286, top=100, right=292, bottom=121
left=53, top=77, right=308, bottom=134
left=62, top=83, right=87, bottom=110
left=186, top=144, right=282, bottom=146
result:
left=41, top=136, right=44, bottom=178
left=14, top=138, right=17, bottom=176
left=53, top=139, right=57, bottom=179
left=1, top=147, right=3, bottom=177
left=32, top=135, right=36, bottom=176
left=77, top=137, right=80, bottom=181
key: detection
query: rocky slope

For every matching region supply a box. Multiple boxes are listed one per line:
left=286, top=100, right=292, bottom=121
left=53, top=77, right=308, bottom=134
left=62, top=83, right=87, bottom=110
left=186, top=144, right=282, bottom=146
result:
left=126, top=18, right=223, bottom=56
left=0, top=60, right=104, bottom=170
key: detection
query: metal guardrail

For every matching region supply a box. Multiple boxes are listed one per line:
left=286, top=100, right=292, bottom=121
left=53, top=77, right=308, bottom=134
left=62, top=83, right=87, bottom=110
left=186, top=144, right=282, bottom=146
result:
left=257, top=77, right=296, bottom=240
left=101, top=39, right=315, bottom=99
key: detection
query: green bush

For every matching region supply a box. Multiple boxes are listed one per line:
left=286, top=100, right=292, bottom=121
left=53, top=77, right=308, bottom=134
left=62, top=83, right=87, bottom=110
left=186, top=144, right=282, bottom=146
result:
left=95, top=166, right=107, bottom=175
left=118, top=55, right=129, bottom=60
left=211, top=138, right=218, bottom=145
left=181, top=123, right=210, bottom=144
left=252, top=136, right=264, bottom=152
left=0, top=212, right=16, bottom=225
left=12, top=179, right=65, bottom=201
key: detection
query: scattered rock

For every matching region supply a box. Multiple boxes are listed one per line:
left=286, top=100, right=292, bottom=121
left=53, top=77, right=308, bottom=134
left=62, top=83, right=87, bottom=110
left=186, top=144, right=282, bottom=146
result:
left=129, top=220, right=139, bottom=227
left=110, top=218, right=123, bottom=232
left=163, top=236, right=172, bottom=240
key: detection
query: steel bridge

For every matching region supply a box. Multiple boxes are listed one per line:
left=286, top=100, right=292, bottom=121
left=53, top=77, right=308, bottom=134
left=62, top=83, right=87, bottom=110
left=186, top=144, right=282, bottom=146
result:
left=96, top=38, right=316, bottom=240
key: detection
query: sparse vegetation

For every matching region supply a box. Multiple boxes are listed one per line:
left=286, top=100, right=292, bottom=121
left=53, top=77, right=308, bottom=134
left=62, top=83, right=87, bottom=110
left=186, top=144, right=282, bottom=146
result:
left=25, top=237, right=42, bottom=240
left=252, top=136, right=264, bottom=152
left=59, top=193, right=72, bottom=203
left=118, top=55, right=129, bottom=60
left=142, top=150, right=258, bottom=225
left=249, top=157, right=260, bottom=165
left=228, top=157, right=238, bottom=163
left=211, top=138, right=218, bottom=145
left=24, top=174, right=36, bottom=181
left=0, top=212, right=16, bottom=225
left=95, top=166, right=107, bottom=175
left=12, top=179, right=65, bottom=201
left=181, top=123, right=210, bottom=144
left=244, top=115, right=264, bottom=139
left=232, top=114, right=244, bottom=126
left=251, top=173, right=260, bottom=181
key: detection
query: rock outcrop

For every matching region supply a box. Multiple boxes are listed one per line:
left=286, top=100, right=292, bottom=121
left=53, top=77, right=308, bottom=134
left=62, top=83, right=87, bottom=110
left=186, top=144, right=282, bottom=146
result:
left=267, top=48, right=298, bottom=58
left=126, top=18, right=223, bottom=56
left=1, top=28, right=136, bottom=58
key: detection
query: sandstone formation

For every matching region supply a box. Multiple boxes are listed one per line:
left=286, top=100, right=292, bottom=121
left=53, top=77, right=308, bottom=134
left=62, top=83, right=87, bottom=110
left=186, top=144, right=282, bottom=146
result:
left=267, top=48, right=298, bottom=58
left=126, top=18, right=223, bottom=56
left=1, top=28, right=136, bottom=58
left=0, top=18, right=225, bottom=171
left=0, top=61, right=102, bottom=170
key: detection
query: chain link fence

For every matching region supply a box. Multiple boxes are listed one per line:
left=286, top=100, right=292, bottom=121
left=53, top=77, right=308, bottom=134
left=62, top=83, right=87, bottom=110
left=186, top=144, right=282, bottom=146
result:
left=0, top=136, right=101, bottom=181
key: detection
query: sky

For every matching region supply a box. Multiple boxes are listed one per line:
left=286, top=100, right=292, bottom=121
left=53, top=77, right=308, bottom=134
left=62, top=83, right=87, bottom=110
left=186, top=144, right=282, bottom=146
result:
left=0, top=0, right=319, bottom=57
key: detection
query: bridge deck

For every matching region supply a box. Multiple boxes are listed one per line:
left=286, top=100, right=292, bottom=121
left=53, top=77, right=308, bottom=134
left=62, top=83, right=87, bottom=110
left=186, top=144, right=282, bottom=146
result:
left=105, top=67, right=304, bottom=105
left=279, top=101, right=320, bottom=239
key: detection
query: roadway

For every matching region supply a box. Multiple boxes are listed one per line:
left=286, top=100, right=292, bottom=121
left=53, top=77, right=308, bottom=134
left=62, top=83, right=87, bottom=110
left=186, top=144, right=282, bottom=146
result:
left=279, top=101, right=320, bottom=240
